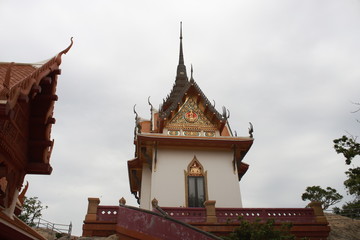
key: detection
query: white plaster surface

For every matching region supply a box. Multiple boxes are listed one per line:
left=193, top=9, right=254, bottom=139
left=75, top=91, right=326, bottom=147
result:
left=141, top=147, right=243, bottom=209
left=139, top=165, right=152, bottom=209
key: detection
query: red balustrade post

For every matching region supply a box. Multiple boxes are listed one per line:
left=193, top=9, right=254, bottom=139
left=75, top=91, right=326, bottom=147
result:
left=308, top=201, right=328, bottom=223
left=85, top=198, right=100, bottom=221
left=204, top=200, right=217, bottom=223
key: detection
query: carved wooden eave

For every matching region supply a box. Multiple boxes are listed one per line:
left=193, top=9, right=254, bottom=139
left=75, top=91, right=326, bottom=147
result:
left=127, top=158, right=142, bottom=193
left=0, top=38, right=73, bottom=176
left=0, top=38, right=73, bottom=114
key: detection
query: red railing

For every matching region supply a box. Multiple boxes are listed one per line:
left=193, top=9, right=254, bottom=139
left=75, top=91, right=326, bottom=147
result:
left=216, top=208, right=316, bottom=223
left=96, top=206, right=316, bottom=224
left=159, top=207, right=316, bottom=223
left=160, top=207, right=206, bottom=223
left=96, top=206, right=119, bottom=222
left=116, top=206, right=220, bottom=240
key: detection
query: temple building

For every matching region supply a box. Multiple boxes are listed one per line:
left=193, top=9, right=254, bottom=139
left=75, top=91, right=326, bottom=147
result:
left=0, top=39, right=72, bottom=240
left=127, top=23, right=253, bottom=210
left=82, top=26, right=330, bottom=239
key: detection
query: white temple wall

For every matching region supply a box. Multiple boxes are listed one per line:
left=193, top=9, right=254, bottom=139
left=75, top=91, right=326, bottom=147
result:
left=149, top=147, right=243, bottom=208
left=140, top=164, right=152, bottom=209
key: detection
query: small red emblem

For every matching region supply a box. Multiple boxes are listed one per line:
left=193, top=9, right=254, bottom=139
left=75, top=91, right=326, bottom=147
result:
left=185, top=110, right=198, bottom=123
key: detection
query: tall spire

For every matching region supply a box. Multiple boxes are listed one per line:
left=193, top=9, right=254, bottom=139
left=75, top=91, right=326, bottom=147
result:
left=176, top=22, right=187, bottom=82
left=162, top=22, right=189, bottom=113
left=179, top=22, right=184, bottom=65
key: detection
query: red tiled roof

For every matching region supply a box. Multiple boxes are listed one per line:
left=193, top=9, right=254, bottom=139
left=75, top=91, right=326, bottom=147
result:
left=0, top=63, right=37, bottom=92
left=0, top=38, right=73, bottom=176
left=0, top=38, right=72, bottom=114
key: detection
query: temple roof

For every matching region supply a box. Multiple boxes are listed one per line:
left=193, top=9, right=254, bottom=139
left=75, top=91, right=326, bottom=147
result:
left=0, top=38, right=73, bottom=114
left=128, top=26, right=254, bottom=197
left=158, top=24, right=225, bottom=132
left=0, top=38, right=73, bottom=175
left=160, top=79, right=223, bottom=121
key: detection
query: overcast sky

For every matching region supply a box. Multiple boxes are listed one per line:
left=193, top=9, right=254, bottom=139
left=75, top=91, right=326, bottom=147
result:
left=1, top=0, right=360, bottom=236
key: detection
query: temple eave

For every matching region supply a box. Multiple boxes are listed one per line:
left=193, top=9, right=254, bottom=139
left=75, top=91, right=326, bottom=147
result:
left=26, top=162, right=53, bottom=175
left=136, top=134, right=253, bottom=148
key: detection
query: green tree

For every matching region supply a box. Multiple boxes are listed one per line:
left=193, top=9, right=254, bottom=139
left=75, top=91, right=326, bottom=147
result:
left=301, top=186, right=343, bottom=210
left=18, top=196, right=48, bottom=227
left=332, top=103, right=360, bottom=217
left=222, top=218, right=295, bottom=240
left=333, top=135, right=360, bottom=165
left=343, top=167, right=360, bottom=197
left=333, top=199, right=360, bottom=219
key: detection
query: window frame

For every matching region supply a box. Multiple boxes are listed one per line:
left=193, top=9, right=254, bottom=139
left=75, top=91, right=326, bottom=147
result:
left=184, top=156, right=208, bottom=207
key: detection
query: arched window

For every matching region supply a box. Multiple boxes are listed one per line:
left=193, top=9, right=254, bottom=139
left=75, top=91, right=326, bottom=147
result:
left=184, top=156, right=207, bottom=207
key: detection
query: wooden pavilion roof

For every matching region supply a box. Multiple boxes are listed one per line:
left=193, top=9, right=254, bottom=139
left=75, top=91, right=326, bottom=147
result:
left=0, top=39, right=72, bottom=115
left=0, top=38, right=73, bottom=174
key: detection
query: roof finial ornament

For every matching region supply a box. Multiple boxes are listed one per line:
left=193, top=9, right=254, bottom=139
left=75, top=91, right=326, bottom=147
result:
left=56, top=37, right=73, bottom=64
left=133, top=104, right=142, bottom=136
left=190, top=64, right=194, bottom=83
left=148, top=96, right=154, bottom=131
left=248, top=122, right=254, bottom=138
left=222, top=106, right=226, bottom=119
left=133, top=104, right=138, bottom=121
left=148, top=96, right=153, bottom=111
left=222, top=106, right=230, bottom=120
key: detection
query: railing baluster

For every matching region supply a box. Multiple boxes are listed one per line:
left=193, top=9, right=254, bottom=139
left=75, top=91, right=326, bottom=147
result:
left=157, top=207, right=316, bottom=224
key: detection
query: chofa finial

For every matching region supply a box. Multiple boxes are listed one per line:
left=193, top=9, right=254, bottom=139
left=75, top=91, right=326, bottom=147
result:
left=190, top=64, right=194, bottom=83
left=248, top=122, right=254, bottom=138
left=56, top=37, right=73, bottom=64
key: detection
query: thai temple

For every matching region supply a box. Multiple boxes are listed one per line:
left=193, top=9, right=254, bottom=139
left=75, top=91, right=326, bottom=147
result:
left=82, top=25, right=331, bottom=239
left=0, top=40, right=72, bottom=240
left=0, top=23, right=332, bottom=240
left=127, top=23, right=253, bottom=210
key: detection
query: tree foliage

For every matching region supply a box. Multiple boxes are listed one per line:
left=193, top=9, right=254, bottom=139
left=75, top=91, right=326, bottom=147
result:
left=18, top=196, right=48, bottom=227
left=333, top=135, right=360, bottom=165
left=333, top=134, right=360, bottom=202
left=222, top=218, right=295, bottom=240
left=343, top=167, right=360, bottom=197
left=333, top=199, right=360, bottom=219
left=332, top=103, right=360, bottom=217
left=301, top=186, right=343, bottom=210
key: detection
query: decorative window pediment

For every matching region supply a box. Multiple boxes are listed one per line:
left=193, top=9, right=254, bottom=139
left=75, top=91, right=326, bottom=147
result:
left=188, top=157, right=203, bottom=176
left=184, top=156, right=208, bottom=207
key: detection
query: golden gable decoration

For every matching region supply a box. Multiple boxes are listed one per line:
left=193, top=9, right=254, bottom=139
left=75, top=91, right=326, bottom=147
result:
left=166, top=97, right=217, bottom=131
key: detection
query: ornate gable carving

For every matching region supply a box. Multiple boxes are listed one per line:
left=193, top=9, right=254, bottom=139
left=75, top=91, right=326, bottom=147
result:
left=166, top=97, right=217, bottom=131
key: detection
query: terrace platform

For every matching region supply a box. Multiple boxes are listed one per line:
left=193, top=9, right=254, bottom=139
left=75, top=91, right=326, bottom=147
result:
left=82, top=198, right=330, bottom=239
